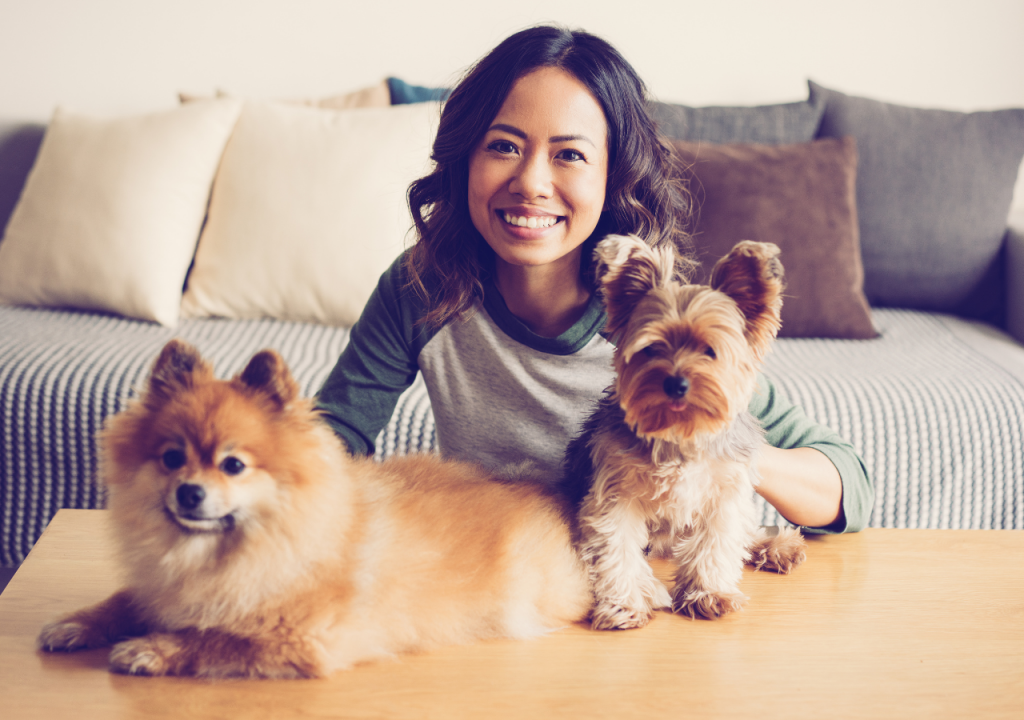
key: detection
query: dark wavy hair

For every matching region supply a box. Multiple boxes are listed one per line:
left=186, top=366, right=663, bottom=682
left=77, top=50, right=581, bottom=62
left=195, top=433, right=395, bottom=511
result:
left=406, top=25, right=693, bottom=328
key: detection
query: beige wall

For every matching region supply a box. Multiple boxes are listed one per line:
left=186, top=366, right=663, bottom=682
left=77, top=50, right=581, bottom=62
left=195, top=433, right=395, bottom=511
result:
left=4, top=0, right=1023, bottom=208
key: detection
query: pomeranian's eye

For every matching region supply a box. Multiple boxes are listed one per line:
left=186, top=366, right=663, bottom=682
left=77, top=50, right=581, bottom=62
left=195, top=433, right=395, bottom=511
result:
left=220, top=457, right=246, bottom=476
left=162, top=449, right=187, bottom=470
left=704, top=346, right=717, bottom=360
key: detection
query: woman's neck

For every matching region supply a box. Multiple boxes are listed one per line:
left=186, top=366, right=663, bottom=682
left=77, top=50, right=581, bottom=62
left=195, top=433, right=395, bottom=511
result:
left=493, top=254, right=592, bottom=338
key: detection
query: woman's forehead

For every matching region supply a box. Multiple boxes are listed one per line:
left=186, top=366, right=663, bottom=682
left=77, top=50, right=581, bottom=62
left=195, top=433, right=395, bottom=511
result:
left=488, top=67, right=609, bottom=146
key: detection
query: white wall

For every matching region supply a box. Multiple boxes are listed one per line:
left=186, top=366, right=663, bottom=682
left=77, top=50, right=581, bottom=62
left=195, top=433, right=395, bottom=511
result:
left=4, top=0, right=1023, bottom=206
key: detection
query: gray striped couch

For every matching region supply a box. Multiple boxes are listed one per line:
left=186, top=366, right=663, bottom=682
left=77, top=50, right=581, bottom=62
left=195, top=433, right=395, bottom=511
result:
left=4, top=298, right=1024, bottom=566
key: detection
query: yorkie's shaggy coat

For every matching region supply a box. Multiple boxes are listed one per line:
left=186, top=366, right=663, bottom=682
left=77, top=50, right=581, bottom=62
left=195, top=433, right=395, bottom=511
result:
left=564, top=235, right=806, bottom=630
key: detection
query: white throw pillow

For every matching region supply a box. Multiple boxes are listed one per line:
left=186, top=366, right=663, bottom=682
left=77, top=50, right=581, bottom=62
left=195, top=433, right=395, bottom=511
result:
left=180, top=101, right=439, bottom=326
left=0, top=99, right=242, bottom=326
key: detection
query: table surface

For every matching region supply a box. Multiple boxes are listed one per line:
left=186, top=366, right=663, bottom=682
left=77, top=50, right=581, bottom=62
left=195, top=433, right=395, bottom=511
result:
left=1, top=509, right=1022, bottom=719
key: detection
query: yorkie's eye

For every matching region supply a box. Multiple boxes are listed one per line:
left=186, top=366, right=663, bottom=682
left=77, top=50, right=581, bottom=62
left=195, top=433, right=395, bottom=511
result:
left=641, top=346, right=656, bottom=357
left=220, top=456, right=246, bottom=476
left=162, top=449, right=187, bottom=470
left=704, top=346, right=717, bottom=360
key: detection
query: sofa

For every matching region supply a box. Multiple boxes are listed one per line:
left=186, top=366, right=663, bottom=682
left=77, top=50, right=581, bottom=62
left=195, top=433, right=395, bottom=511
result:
left=1, top=77, right=1023, bottom=567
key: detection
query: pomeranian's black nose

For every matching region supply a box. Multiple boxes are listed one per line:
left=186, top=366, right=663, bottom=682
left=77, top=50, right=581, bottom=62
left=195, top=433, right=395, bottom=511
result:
left=663, top=376, right=690, bottom=398
left=176, top=483, right=206, bottom=511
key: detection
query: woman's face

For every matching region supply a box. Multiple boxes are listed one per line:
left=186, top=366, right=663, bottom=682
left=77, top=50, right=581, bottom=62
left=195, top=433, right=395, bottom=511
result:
left=468, top=67, right=609, bottom=275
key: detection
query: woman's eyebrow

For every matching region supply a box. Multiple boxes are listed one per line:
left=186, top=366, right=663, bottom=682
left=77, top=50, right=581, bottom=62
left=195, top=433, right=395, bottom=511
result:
left=487, top=123, right=596, bottom=147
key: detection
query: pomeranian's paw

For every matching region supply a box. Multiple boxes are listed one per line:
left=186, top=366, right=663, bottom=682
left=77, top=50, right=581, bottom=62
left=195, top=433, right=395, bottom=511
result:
left=671, top=588, right=746, bottom=619
left=38, top=620, right=104, bottom=652
left=109, top=637, right=173, bottom=676
left=591, top=602, right=653, bottom=631
left=749, top=527, right=807, bottom=574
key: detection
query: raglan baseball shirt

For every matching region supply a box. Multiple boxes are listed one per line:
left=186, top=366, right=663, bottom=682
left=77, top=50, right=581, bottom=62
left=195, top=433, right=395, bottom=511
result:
left=316, top=252, right=874, bottom=533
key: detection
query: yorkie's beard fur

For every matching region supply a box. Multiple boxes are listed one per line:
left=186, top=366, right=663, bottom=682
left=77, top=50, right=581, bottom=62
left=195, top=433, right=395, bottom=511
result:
left=564, top=235, right=807, bottom=630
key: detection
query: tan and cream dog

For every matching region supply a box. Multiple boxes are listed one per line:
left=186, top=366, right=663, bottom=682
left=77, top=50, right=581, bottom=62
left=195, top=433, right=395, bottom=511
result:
left=564, top=235, right=806, bottom=630
left=38, top=340, right=592, bottom=678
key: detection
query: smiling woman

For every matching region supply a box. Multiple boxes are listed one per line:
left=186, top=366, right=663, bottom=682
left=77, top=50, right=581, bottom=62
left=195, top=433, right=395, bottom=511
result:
left=468, top=67, right=609, bottom=336
left=315, top=25, right=873, bottom=535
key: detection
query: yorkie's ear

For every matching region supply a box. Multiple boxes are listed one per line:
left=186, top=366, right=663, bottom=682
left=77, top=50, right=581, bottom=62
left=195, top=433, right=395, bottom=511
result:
left=710, top=241, right=785, bottom=358
left=595, top=235, right=677, bottom=341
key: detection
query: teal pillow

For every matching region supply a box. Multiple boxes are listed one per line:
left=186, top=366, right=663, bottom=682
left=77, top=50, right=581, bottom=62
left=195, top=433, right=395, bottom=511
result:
left=387, top=77, right=450, bottom=105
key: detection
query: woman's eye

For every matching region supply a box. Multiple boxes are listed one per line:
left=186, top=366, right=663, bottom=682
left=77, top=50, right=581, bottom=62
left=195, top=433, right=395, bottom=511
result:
left=489, top=140, right=517, bottom=155
left=220, top=457, right=246, bottom=476
left=162, top=449, right=187, bottom=470
left=557, top=149, right=585, bottom=162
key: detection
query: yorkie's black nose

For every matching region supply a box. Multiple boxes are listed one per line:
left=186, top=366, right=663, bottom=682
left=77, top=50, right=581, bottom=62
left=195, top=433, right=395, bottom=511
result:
left=663, top=376, right=690, bottom=398
left=176, top=483, right=206, bottom=511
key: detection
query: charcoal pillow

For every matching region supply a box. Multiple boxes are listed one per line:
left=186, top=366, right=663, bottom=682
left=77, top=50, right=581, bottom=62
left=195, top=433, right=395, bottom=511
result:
left=809, top=80, right=1024, bottom=320
left=672, top=136, right=876, bottom=339
left=652, top=95, right=824, bottom=144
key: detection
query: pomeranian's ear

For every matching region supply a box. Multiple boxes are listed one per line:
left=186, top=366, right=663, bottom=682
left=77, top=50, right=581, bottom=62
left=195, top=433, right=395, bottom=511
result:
left=710, top=241, right=785, bottom=358
left=146, top=339, right=212, bottom=405
left=237, top=349, right=299, bottom=411
left=595, top=234, right=677, bottom=341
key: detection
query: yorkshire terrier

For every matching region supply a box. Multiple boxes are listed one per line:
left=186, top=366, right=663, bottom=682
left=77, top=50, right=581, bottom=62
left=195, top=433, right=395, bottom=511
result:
left=564, top=235, right=807, bottom=630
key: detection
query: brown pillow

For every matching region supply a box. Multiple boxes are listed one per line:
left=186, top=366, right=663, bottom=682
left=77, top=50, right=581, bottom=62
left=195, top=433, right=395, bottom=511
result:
left=671, top=136, right=877, bottom=339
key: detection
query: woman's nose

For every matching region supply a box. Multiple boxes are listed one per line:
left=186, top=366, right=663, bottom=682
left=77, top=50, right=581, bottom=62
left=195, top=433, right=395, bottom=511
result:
left=508, top=152, right=552, bottom=200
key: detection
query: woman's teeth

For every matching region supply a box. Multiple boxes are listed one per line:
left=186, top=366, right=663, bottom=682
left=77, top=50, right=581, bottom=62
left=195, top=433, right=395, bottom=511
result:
left=503, top=212, right=558, bottom=229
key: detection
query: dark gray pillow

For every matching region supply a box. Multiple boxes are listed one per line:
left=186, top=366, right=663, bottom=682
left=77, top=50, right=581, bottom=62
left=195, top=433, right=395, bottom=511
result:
left=0, top=122, right=46, bottom=240
left=651, top=95, right=824, bottom=145
left=810, top=80, right=1024, bottom=321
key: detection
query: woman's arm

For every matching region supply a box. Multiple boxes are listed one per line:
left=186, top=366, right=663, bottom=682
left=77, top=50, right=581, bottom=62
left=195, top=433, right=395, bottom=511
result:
left=750, top=375, right=873, bottom=533
left=316, top=252, right=432, bottom=454
left=756, top=445, right=844, bottom=529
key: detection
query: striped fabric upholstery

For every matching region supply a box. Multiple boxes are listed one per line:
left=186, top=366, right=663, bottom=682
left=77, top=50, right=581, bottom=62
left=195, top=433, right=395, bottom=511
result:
left=2, top=305, right=1023, bottom=565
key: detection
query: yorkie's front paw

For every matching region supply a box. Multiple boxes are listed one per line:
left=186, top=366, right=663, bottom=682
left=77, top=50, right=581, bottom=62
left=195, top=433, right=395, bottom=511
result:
left=109, top=636, right=174, bottom=676
left=749, top=527, right=807, bottom=574
left=671, top=588, right=746, bottom=619
left=591, top=602, right=654, bottom=631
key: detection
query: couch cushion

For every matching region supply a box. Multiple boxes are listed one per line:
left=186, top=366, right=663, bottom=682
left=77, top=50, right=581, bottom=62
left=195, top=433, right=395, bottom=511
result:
left=0, top=99, right=242, bottom=326
left=180, top=101, right=438, bottom=326
left=809, top=81, right=1024, bottom=321
left=672, top=136, right=875, bottom=339
left=652, top=95, right=824, bottom=144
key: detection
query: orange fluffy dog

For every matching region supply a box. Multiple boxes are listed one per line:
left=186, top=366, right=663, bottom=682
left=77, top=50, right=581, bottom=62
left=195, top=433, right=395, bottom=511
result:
left=38, top=340, right=592, bottom=678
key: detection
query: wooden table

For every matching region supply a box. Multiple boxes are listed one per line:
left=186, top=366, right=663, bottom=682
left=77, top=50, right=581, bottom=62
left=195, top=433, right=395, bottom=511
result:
left=1, top=510, right=1021, bottom=719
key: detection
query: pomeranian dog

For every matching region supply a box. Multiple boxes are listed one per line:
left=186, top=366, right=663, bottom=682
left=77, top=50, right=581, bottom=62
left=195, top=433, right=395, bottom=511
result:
left=38, top=339, right=592, bottom=678
left=563, top=236, right=806, bottom=630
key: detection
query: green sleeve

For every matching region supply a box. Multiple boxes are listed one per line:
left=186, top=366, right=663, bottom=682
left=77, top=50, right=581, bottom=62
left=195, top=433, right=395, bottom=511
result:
left=749, top=374, right=874, bottom=534
left=315, top=252, right=433, bottom=455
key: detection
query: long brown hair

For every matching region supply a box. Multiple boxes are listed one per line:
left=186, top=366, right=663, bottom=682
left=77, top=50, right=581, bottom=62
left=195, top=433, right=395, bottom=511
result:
left=406, top=25, right=693, bottom=329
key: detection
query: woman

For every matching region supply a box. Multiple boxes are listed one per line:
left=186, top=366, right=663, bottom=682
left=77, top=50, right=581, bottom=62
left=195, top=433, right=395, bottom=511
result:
left=316, top=25, right=872, bottom=533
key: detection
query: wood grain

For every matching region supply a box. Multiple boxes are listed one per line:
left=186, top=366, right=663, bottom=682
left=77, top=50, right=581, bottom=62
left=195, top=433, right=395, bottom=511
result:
left=1, top=510, right=1022, bottom=719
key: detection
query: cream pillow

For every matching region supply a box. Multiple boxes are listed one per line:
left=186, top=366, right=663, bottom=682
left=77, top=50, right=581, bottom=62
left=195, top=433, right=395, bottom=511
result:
left=181, top=101, right=439, bottom=326
left=0, top=98, right=242, bottom=325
